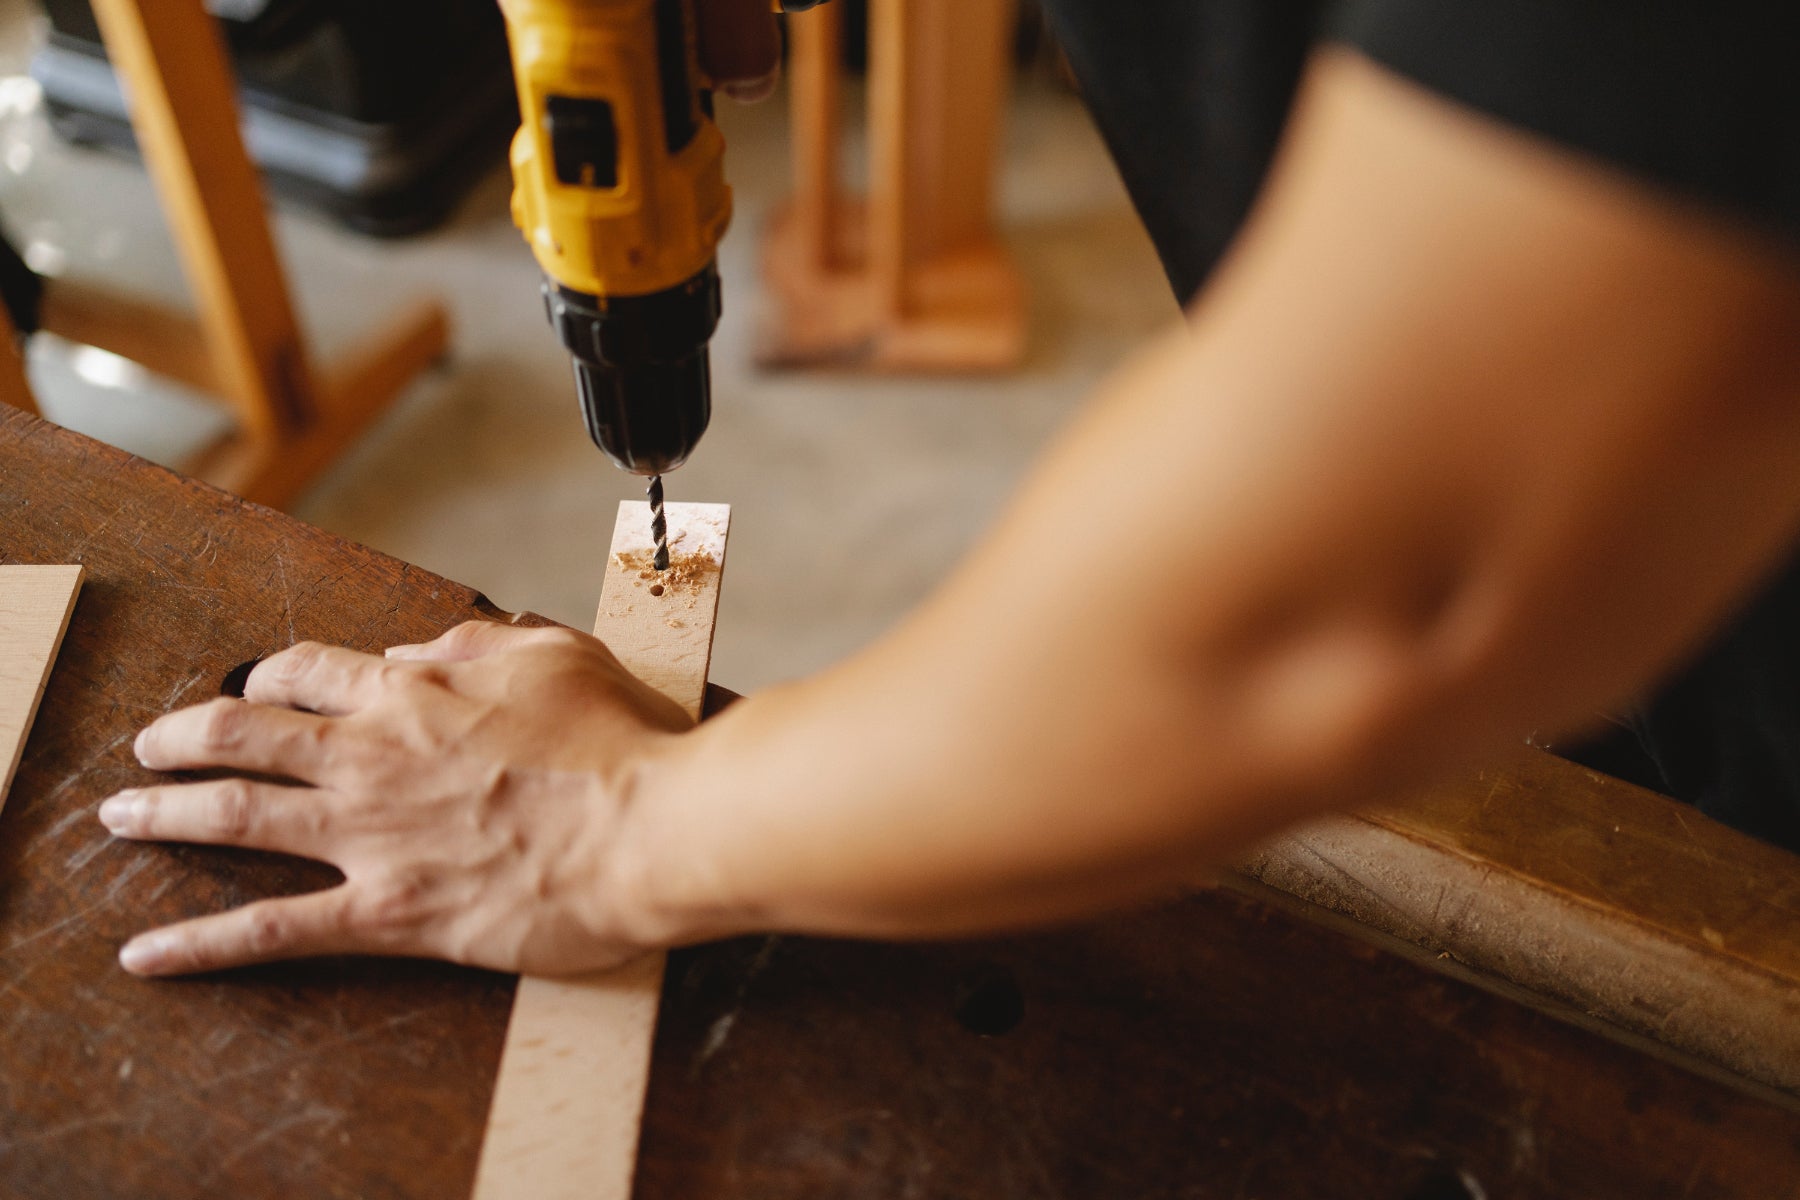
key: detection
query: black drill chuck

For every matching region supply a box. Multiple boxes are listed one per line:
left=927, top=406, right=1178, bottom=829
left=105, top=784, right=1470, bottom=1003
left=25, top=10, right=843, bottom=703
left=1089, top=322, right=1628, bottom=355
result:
left=543, top=263, right=721, bottom=475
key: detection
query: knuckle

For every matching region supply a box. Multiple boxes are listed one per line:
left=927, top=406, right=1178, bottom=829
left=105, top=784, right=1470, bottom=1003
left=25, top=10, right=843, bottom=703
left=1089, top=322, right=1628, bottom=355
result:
left=198, top=699, right=248, bottom=751
left=538, top=627, right=587, bottom=650
left=261, top=641, right=323, bottom=689
left=361, top=870, right=434, bottom=932
left=407, top=663, right=453, bottom=691
left=376, top=659, right=430, bottom=695
left=445, top=621, right=489, bottom=651
left=208, top=779, right=258, bottom=840
left=242, top=905, right=289, bottom=957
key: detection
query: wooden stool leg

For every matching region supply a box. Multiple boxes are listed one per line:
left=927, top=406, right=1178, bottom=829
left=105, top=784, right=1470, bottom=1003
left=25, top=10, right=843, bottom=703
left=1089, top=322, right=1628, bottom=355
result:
left=66, top=0, right=449, bottom=511
left=87, top=0, right=311, bottom=445
left=789, top=2, right=845, bottom=272
left=0, top=302, right=41, bottom=417
left=759, top=0, right=1024, bottom=372
left=870, top=0, right=1017, bottom=317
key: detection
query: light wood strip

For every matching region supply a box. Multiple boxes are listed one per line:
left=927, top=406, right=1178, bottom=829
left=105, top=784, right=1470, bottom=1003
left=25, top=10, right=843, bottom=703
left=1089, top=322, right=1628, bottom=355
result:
left=0, top=565, right=83, bottom=814
left=472, top=502, right=729, bottom=1200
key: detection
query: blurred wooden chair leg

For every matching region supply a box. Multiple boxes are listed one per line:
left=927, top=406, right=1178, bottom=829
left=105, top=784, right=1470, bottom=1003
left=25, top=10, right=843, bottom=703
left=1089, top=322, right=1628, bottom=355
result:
left=760, top=0, right=1025, bottom=372
left=55, top=0, right=450, bottom=509
left=0, top=301, right=41, bottom=417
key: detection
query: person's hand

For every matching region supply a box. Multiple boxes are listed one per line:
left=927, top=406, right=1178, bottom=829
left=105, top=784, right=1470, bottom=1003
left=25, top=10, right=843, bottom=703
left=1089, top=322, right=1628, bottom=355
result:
left=695, top=0, right=784, bottom=103
left=98, top=622, right=692, bottom=977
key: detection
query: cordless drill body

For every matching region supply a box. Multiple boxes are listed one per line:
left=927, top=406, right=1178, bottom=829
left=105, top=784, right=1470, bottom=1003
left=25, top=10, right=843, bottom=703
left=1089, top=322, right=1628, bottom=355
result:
left=500, top=0, right=730, bottom=476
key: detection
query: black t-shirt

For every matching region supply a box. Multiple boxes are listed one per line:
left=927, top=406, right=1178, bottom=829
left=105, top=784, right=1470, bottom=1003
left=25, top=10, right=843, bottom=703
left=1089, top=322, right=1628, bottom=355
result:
left=1039, top=0, right=1800, bottom=850
left=1340, top=2, right=1799, bottom=251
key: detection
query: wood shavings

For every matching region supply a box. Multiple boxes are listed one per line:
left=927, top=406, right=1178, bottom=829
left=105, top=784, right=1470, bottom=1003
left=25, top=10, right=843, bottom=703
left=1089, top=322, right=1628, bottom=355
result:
left=608, top=548, right=720, bottom=597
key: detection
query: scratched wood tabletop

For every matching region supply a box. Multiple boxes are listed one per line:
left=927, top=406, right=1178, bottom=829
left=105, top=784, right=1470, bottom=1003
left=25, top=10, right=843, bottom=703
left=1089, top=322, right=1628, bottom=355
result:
left=3, top=405, right=1798, bottom=1199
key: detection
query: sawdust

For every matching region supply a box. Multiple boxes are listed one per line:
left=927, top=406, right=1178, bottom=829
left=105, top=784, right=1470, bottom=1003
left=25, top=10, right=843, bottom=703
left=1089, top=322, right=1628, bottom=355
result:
left=610, top=547, right=719, bottom=599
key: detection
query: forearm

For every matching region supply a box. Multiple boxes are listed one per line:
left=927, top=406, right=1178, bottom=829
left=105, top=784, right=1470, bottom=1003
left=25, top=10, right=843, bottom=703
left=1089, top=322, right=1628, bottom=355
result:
left=100, top=53, right=1800, bottom=981
left=617, top=50, right=1800, bottom=949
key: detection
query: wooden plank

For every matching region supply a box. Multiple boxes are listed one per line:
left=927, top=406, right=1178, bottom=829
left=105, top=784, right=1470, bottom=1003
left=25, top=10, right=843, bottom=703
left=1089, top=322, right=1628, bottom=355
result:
left=0, top=406, right=531, bottom=1196
left=0, top=566, right=83, bottom=814
left=8, top=405, right=1800, bottom=1196
left=473, top=501, right=730, bottom=1200
left=1239, top=741, right=1800, bottom=1094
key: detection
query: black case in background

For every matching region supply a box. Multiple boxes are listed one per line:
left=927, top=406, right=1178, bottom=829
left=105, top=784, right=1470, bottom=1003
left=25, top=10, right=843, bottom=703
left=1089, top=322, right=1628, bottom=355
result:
left=32, top=0, right=518, bottom=237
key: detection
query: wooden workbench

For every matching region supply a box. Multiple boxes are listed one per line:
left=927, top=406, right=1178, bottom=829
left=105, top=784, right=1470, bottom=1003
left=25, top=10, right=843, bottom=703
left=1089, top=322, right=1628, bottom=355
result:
left=2, top=404, right=1797, bottom=1198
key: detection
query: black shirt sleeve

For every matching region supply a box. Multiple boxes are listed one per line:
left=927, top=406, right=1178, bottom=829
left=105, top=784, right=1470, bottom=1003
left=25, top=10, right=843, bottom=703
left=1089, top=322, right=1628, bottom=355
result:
left=1331, top=0, right=1800, bottom=249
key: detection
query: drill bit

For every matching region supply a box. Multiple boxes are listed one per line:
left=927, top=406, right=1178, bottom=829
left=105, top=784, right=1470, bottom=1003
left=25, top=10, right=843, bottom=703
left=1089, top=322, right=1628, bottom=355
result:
left=647, top=474, right=669, bottom=572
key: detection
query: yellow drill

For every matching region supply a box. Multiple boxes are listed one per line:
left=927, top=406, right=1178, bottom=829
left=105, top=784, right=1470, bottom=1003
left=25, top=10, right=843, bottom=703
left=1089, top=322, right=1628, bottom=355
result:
left=500, top=0, right=732, bottom=570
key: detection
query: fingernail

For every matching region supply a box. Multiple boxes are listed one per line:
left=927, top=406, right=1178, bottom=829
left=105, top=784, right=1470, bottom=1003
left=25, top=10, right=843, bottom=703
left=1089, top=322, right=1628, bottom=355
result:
left=384, top=644, right=420, bottom=659
left=119, top=933, right=171, bottom=974
left=133, top=726, right=151, bottom=763
left=98, top=791, right=144, bottom=833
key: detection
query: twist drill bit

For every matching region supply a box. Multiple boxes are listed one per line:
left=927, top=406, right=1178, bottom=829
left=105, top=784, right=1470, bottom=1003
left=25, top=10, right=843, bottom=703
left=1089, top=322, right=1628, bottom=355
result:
left=647, top=474, right=669, bottom=572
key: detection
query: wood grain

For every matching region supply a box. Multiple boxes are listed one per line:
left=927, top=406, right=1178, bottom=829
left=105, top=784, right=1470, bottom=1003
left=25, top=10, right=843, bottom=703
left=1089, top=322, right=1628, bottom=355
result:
left=0, top=566, right=82, bottom=814
left=0, top=406, right=529, bottom=1199
left=1242, top=741, right=1800, bottom=1094
left=6, top=403, right=1799, bottom=1198
left=473, top=502, right=729, bottom=1200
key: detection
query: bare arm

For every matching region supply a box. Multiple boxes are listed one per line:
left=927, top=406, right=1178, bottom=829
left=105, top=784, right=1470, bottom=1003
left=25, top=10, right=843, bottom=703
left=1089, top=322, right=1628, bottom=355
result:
left=109, top=50, right=1800, bottom=973
left=618, top=49, right=1800, bottom=942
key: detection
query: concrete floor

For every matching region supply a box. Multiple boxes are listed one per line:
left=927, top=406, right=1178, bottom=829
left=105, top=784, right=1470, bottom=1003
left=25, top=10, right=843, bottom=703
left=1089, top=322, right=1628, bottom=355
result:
left=0, top=4, right=1168, bottom=692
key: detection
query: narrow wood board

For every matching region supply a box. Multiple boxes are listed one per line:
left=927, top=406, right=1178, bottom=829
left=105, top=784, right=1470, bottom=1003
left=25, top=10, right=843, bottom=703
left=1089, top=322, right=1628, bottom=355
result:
left=472, top=502, right=729, bottom=1200
left=1238, top=741, right=1800, bottom=1094
left=0, top=566, right=83, bottom=814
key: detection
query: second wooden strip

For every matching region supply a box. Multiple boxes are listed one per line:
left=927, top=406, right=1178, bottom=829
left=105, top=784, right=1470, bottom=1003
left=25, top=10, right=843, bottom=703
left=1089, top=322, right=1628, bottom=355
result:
left=1, top=565, right=84, bottom=815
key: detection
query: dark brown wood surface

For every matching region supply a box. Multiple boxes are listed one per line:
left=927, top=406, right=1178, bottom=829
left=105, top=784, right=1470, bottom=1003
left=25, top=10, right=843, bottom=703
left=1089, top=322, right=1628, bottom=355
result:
left=3, top=405, right=1798, bottom=1198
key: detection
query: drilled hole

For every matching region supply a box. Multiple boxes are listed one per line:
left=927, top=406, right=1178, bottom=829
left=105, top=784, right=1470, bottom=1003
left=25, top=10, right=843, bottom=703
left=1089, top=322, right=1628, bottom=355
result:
left=953, top=965, right=1024, bottom=1037
left=649, top=584, right=665, bottom=597
left=1405, top=1168, right=1485, bottom=1200
left=220, top=657, right=263, bottom=698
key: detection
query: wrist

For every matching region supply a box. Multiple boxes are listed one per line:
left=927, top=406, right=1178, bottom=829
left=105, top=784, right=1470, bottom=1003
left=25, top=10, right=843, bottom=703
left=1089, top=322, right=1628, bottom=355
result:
left=600, top=723, right=749, bottom=950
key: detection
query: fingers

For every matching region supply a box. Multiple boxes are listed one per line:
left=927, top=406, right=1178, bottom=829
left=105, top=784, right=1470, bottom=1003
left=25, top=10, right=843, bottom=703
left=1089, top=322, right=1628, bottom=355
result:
left=385, top=619, right=559, bottom=664
left=118, top=890, right=357, bottom=976
left=100, top=779, right=331, bottom=858
left=135, top=697, right=331, bottom=780
left=244, top=641, right=391, bottom=716
left=694, top=0, right=781, bottom=101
